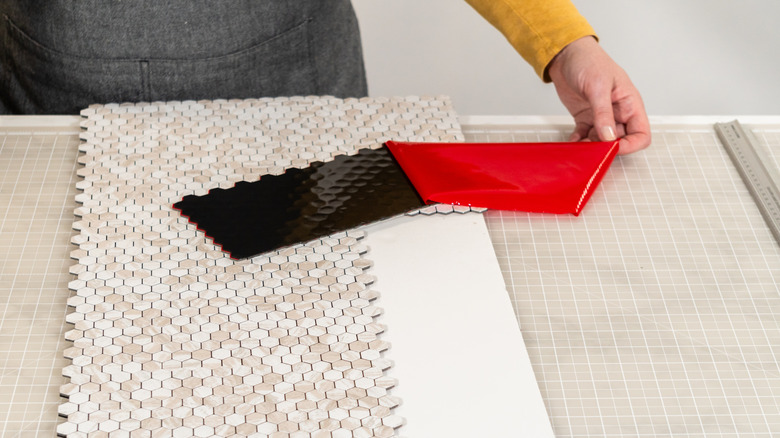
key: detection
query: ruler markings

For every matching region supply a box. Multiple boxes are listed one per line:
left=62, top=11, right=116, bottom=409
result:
left=715, top=120, right=780, bottom=246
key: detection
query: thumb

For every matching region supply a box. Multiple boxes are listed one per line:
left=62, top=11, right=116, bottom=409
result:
left=586, top=85, right=617, bottom=142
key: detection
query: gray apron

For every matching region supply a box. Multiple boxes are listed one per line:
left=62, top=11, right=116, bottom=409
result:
left=0, top=0, right=367, bottom=114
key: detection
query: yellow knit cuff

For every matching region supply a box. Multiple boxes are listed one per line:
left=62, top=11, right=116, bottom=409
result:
left=465, top=0, right=597, bottom=82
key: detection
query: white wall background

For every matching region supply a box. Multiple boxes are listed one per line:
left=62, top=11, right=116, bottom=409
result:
left=352, top=0, right=780, bottom=116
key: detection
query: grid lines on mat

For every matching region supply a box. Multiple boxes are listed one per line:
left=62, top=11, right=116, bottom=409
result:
left=464, top=123, right=780, bottom=437
left=0, top=128, right=81, bottom=437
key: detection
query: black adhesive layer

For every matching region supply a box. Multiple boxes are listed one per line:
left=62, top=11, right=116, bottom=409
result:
left=173, top=146, right=425, bottom=259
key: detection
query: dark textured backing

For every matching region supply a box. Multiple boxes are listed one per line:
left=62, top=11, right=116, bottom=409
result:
left=173, top=146, right=425, bottom=259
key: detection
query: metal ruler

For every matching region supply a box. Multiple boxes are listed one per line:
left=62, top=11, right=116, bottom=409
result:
left=715, top=120, right=780, bottom=246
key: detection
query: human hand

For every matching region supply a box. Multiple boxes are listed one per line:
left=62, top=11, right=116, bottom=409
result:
left=547, top=36, right=650, bottom=154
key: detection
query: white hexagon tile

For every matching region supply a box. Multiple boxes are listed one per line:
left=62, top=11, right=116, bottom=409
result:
left=60, top=96, right=469, bottom=437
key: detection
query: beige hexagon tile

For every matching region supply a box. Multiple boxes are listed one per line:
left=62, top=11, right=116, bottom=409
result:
left=61, top=96, right=468, bottom=437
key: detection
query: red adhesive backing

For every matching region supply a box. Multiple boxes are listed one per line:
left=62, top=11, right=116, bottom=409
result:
left=385, top=140, right=620, bottom=215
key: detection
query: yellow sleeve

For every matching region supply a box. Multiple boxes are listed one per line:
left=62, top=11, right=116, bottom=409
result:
left=464, top=0, right=597, bottom=82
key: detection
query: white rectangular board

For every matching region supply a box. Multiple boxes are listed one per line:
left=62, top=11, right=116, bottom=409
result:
left=365, top=212, right=554, bottom=437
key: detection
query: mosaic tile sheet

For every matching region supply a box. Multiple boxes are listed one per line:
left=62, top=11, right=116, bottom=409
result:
left=60, top=96, right=465, bottom=437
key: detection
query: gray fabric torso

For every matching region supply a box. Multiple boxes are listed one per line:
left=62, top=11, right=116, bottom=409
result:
left=0, top=1, right=367, bottom=114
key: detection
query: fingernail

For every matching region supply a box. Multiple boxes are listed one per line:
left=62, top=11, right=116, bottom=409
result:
left=601, top=126, right=616, bottom=141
